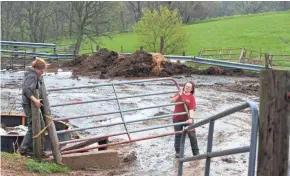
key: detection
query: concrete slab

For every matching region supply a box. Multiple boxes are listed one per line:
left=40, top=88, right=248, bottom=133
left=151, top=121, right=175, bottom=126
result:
left=45, top=150, right=119, bottom=169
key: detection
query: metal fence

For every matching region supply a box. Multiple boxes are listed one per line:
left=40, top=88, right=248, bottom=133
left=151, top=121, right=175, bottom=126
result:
left=1, top=49, right=74, bottom=59
left=177, top=101, right=259, bottom=176
left=0, top=41, right=74, bottom=59
left=198, top=48, right=245, bottom=62
left=122, top=53, right=268, bottom=71
left=46, top=77, right=191, bottom=155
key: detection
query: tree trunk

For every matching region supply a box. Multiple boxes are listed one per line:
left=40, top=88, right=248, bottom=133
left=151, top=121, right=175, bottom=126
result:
left=74, top=33, right=83, bottom=56
left=69, top=4, right=73, bottom=38
left=120, top=12, right=125, bottom=32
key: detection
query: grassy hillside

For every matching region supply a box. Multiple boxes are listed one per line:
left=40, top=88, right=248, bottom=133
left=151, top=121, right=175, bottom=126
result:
left=55, top=11, right=290, bottom=55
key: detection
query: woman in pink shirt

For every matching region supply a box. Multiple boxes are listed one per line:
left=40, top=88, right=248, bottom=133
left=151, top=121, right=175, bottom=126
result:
left=170, top=81, right=199, bottom=158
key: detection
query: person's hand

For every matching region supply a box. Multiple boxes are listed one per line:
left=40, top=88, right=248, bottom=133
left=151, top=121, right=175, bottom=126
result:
left=34, top=99, right=41, bottom=108
left=186, top=118, right=193, bottom=124
left=178, top=89, right=183, bottom=96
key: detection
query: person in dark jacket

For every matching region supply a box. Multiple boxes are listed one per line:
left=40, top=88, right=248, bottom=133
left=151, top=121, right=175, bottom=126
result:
left=18, top=58, right=47, bottom=155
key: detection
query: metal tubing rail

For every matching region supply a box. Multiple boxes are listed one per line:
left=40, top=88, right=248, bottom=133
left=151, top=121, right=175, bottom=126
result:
left=121, top=53, right=268, bottom=71
left=179, top=146, right=250, bottom=162
left=165, top=55, right=267, bottom=71
left=1, top=49, right=74, bottom=59
left=54, top=102, right=184, bottom=121
left=59, top=129, right=186, bottom=155
left=1, top=41, right=56, bottom=48
left=59, top=121, right=188, bottom=146
left=56, top=112, right=188, bottom=134
left=112, top=83, right=131, bottom=140
left=47, top=77, right=179, bottom=92
left=177, top=101, right=259, bottom=176
left=50, top=90, right=178, bottom=107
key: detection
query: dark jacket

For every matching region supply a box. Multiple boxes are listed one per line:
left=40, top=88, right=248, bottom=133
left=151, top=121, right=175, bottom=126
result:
left=22, top=67, right=40, bottom=104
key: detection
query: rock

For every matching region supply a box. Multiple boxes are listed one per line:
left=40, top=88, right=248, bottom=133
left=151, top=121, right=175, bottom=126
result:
left=122, top=151, right=137, bottom=162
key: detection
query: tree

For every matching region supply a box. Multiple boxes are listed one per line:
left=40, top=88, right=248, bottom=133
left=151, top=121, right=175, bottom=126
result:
left=59, top=1, right=118, bottom=54
left=233, top=2, right=265, bottom=14
left=126, top=2, right=142, bottom=22
left=20, top=2, right=55, bottom=42
left=135, top=6, right=189, bottom=55
left=1, top=2, right=23, bottom=41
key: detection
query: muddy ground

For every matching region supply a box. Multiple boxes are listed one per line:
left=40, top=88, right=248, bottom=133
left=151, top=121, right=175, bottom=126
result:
left=1, top=63, right=262, bottom=176
left=1, top=50, right=264, bottom=175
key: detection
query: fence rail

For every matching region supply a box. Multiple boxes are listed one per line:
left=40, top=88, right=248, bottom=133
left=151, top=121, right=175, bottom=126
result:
left=122, top=53, right=268, bottom=71
left=177, top=101, right=259, bottom=176
left=1, top=41, right=56, bottom=48
left=1, top=41, right=74, bottom=60
left=167, top=55, right=268, bottom=71
left=1, top=49, right=74, bottom=59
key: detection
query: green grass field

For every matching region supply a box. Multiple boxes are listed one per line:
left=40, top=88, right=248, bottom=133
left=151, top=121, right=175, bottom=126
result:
left=53, top=11, right=290, bottom=56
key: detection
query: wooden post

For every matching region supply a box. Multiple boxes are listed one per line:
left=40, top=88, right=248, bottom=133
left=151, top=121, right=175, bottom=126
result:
left=265, top=53, right=270, bottom=69
left=160, top=36, right=164, bottom=55
left=39, top=76, right=62, bottom=164
left=53, top=47, right=57, bottom=60
left=257, top=70, right=290, bottom=176
left=239, top=48, right=245, bottom=63
left=31, top=89, right=42, bottom=160
left=140, top=46, right=144, bottom=51
left=198, top=48, right=203, bottom=57
left=182, top=51, right=185, bottom=56
left=96, top=45, right=100, bottom=52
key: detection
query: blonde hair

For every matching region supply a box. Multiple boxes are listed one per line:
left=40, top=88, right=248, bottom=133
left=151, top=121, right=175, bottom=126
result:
left=32, top=58, right=47, bottom=70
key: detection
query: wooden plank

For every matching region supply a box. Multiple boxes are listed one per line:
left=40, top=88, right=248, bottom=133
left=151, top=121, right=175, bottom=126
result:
left=60, top=137, right=108, bottom=152
left=39, top=76, right=62, bottom=164
left=31, top=89, right=41, bottom=160
left=257, top=70, right=290, bottom=176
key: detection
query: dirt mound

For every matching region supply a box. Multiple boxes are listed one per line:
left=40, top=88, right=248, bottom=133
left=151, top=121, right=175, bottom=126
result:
left=64, top=49, right=258, bottom=78
left=200, top=66, right=258, bottom=77
left=160, top=61, right=193, bottom=77
left=106, top=51, right=155, bottom=77
left=68, top=49, right=196, bottom=78
left=67, top=49, right=119, bottom=76
left=201, top=66, right=225, bottom=75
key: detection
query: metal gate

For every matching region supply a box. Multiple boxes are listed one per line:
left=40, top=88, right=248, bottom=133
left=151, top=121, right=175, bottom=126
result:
left=177, top=101, right=259, bottom=176
left=46, top=77, right=190, bottom=155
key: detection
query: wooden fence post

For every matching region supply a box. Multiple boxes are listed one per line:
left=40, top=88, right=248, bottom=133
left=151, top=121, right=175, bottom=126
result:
left=265, top=54, right=270, bottom=69
left=160, top=36, right=164, bottom=55
left=257, top=70, right=290, bottom=176
left=31, top=89, right=41, bottom=160
left=39, top=76, right=62, bottom=164
left=140, top=46, right=144, bottom=51
left=198, top=48, right=204, bottom=57
left=238, top=48, right=245, bottom=63
left=182, top=51, right=185, bottom=56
